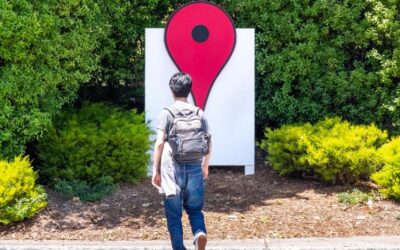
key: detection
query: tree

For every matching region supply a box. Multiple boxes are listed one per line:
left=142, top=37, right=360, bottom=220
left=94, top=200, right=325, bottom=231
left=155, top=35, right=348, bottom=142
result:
left=223, top=0, right=400, bottom=136
left=0, top=0, right=107, bottom=159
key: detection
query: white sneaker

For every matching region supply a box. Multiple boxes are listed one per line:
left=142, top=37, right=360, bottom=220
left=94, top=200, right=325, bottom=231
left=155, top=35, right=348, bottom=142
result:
left=193, top=231, right=207, bottom=250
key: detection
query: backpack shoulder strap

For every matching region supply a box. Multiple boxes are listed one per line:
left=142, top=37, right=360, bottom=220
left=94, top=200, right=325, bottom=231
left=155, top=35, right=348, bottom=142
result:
left=165, top=105, right=198, bottom=119
left=164, top=107, right=180, bottom=137
left=164, top=107, right=175, bottom=118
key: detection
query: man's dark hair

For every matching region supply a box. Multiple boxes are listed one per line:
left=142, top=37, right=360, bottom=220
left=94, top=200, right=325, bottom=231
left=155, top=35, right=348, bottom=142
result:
left=169, top=72, right=192, bottom=98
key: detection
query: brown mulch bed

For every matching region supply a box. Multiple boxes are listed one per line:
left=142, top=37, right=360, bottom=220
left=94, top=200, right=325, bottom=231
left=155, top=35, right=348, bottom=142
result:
left=1, top=155, right=400, bottom=240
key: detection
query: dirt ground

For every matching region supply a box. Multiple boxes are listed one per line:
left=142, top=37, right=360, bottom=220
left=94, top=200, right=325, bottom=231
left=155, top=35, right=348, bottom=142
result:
left=1, top=152, right=400, bottom=241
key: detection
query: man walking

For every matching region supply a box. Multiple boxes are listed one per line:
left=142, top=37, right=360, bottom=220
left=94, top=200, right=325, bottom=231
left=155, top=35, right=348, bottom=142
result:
left=152, top=72, right=211, bottom=250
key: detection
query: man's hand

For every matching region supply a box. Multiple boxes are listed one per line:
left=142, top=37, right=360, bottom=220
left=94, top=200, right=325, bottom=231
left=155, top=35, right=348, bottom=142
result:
left=202, top=165, right=209, bottom=179
left=152, top=172, right=161, bottom=189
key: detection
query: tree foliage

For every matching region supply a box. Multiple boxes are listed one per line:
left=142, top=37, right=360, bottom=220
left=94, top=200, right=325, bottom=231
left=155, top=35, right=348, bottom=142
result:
left=0, top=0, right=106, bottom=159
left=76, top=0, right=179, bottom=108
left=222, top=0, right=400, bottom=136
left=2, top=0, right=399, bottom=158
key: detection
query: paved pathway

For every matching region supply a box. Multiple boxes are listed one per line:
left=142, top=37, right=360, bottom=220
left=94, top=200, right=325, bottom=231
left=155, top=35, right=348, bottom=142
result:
left=1, top=236, right=400, bottom=250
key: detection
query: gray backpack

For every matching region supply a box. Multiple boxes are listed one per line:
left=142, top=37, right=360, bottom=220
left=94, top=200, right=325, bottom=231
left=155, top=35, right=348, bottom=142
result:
left=165, top=106, right=209, bottom=162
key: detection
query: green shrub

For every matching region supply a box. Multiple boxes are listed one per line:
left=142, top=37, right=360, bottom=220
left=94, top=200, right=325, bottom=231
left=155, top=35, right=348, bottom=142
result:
left=222, top=0, right=400, bottom=136
left=261, top=117, right=388, bottom=184
left=371, top=136, right=400, bottom=200
left=54, top=177, right=117, bottom=202
left=337, top=188, right=380, bottom=205
left=35, top=103, right=151, bottom=201
left=0, top=156, right=47, bottom=225
left=0, top=0, right=107, bottom=159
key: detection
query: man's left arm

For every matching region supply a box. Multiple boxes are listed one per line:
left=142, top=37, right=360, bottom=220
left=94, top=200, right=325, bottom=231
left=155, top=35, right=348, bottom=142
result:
left=201, top=112, right=211, bottom=179
left=202, top=139, right=211, bottom=179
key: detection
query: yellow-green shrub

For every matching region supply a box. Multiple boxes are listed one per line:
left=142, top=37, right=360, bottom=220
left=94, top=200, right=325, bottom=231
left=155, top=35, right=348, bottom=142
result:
left=372, top=137, right=400, bottom=200
left=260, top=117, right=388, bottom=184
left=0, top=156, right=47, bottom=224
left=377, top=136, right=400, bottom=163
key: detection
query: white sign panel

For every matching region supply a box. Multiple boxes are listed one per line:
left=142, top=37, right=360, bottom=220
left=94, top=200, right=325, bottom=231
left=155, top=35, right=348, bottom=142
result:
left=145, top=28, right=255, bottom=175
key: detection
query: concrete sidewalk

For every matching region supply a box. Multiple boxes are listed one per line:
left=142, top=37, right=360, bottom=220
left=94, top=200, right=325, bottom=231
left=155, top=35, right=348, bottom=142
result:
left=0, top=236, right=400, bottom=250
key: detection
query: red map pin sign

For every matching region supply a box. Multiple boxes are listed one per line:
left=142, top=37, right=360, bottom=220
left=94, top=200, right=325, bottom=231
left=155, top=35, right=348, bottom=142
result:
left=165, top=2, right=236, bottom=110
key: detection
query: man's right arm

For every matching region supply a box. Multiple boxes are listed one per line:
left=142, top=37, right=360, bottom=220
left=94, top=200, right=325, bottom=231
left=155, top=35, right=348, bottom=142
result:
left=151, top=129, right=165, bottom=188
left=152, top=129, right=166, bottom=175
left=151, top=110, right=169, bottom=189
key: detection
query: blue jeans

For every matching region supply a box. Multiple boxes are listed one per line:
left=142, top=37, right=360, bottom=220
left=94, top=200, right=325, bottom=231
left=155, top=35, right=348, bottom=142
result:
left=163, top=163, right=207, bottom=250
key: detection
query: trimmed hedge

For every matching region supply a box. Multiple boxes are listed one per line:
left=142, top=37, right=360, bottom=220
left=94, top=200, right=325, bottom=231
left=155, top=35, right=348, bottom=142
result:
left=35, top=103, right=151, bottom=201
left=260, top=117, right=388, bottom=184
left=0, top=156, right=47, bottom=225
